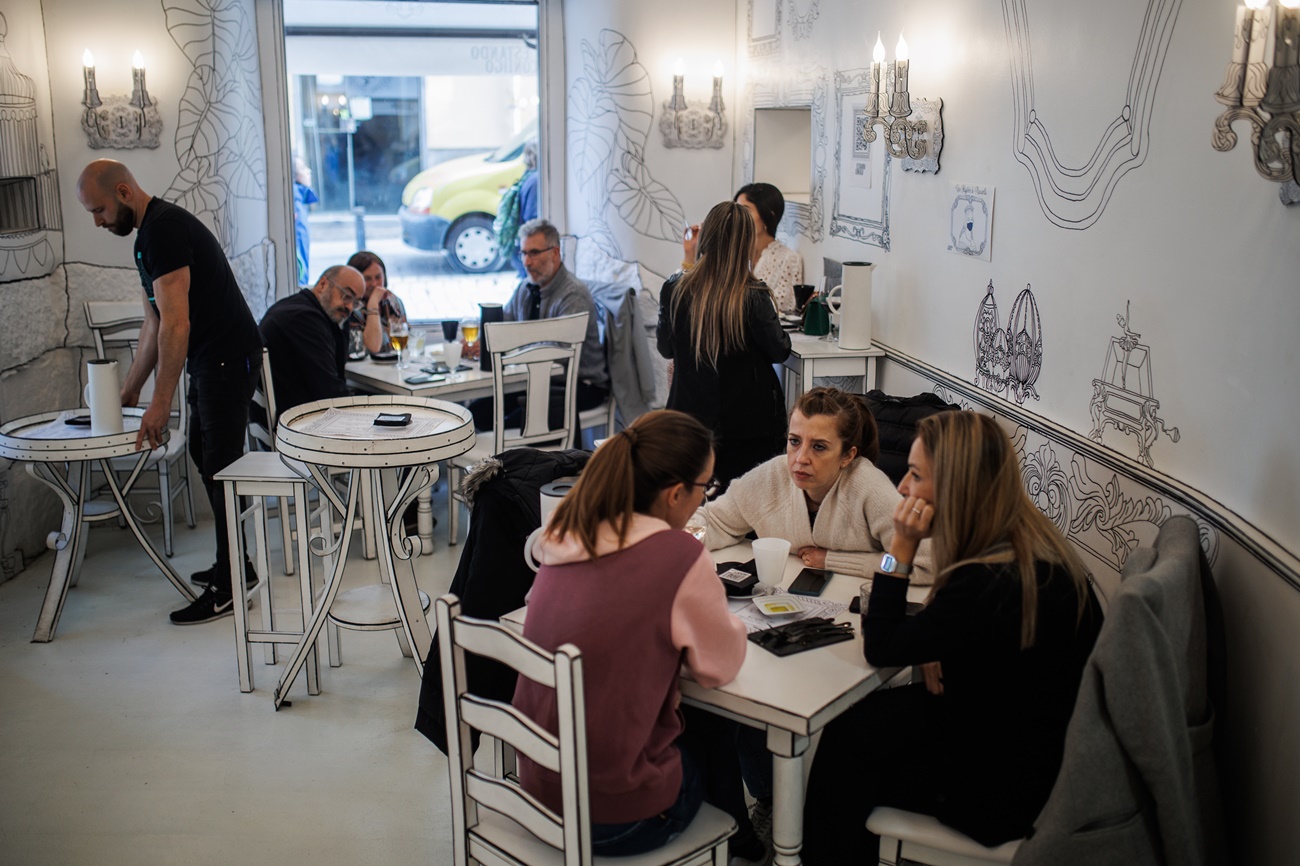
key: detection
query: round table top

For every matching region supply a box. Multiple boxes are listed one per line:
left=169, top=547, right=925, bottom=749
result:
left=275, top=395, right=475, bottom=468
left=0, top=408, right=165, bottom=462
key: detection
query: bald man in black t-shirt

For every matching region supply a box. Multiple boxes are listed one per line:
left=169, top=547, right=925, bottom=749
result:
left=77, top=159, right=263, bottom=627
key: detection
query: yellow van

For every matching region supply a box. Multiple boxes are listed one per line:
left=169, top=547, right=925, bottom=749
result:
left=398, top=122, right=534, bottom=273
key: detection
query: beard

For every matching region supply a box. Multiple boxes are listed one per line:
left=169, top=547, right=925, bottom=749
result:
left=107, top=205, right=136, bottom=236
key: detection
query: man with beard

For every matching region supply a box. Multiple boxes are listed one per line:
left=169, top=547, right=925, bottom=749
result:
left=258, top=264, right=360, bottom=421
left=76, top=159, right=263, bottom=626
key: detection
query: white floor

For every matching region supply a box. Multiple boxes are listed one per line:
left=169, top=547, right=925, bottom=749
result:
left=0, top=487, right=467, bottom=865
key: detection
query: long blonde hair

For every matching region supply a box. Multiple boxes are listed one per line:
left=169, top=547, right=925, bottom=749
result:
left=546, top=410, right=714, bottom=559
left=917, top=411, right=1090, bottom=649
left=670, top=201, right=770, bottom=368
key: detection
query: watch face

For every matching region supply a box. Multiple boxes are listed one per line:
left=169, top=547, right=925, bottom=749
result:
left=881, top=554, right=898, bottom=573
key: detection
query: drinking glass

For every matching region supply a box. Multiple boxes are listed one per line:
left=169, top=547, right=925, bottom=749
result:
left=751, top=537, right=792, bottom=594
left=444, top=338, right=462, bottom=374
left=389, top=321, right=410, bottom=369
left=440, top=319, right=460, bottom=343
left=460, top=316, right=481, bottom=360
left=410, top=329, right=426, bottom=357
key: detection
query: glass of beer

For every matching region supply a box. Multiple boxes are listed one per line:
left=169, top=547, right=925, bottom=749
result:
left=389, top=321, right=410, bottom=368
left=460, top=316, right=480, bottom=359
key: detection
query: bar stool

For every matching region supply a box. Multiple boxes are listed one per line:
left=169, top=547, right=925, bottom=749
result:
left=217, top=451, right=320, bottom=696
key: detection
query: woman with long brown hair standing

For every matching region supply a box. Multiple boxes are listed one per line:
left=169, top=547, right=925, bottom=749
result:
left=657, top=200, right=791, bottom=487
left=800, top=411, right=1103, bottom=864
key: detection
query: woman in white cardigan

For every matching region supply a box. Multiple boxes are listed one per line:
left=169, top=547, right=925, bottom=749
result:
left=699, top=387, right=933, bottom=584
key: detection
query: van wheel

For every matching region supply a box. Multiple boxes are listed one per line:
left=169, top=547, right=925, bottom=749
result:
left=445, top=215, right=502, bottom=274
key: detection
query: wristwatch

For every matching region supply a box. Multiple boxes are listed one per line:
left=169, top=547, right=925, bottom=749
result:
left=879, top=553, right=913, bottom=576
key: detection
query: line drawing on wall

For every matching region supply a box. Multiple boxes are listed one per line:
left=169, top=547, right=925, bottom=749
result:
left=788, top=0, right=820, bottom=41
left=1001, top=0, right=1183, bottom=229
left=1087, top=301, right=1180, bottom=468
left=748, top=0, right=783, bottom=58
left=947, top=183, right=994, bottom=260
left=830, top=68, right=890, bottom=249
left=740, top=65, right=827, bottom=243
left=1011, top=426, right=1218, bottom=572
left=568, top=29, right=686, bottom=261
left=162, top=0, right=267, bottom=256
left=0, top=13, right=61, bottom=284
left=973, top=280, right=1042, bottom=404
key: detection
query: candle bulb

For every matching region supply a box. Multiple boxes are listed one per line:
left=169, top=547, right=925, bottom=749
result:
left=669, top=57, right=687, bottom=111
left=1216, top=5, right=1256, bottom=106
left=891, top=32, right=912, bottom=118
left=868, top=33, right=884, bottom=118
left=82, top=49, right=101, bottom=109
left=1244, top=0, right=1274, bottom=107
left=1261, top=0, right=1300, bottom=115
left=130, top=50, right=151, bottom=109
left=709, top=60, right=725, bottom=115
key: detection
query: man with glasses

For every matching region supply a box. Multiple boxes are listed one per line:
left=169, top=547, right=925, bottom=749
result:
left=76, top=159, right=263, bottom=626
left=469, top=218, right=610, bottom=433
left=258, top=265, right=360, bottom=424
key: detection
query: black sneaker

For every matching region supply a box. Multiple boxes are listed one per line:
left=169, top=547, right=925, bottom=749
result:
left=170, top=586, right=235, bottom=626
left=191, top=559, right=259, bottom=591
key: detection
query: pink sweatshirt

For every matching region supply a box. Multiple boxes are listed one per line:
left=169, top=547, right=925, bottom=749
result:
left=513, top=514, right=748, bottom=823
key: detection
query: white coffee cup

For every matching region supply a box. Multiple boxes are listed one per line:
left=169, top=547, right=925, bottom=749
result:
left=444, top=339, right=462, bottom=373
left=751, top=537, right=792, bottom=591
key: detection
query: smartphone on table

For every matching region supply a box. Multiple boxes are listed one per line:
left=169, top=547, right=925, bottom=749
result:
left=788, top=567, right=833, bottom=596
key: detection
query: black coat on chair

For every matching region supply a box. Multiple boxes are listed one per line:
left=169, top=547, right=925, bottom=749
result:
left=415, top=447, right=591, bottom=754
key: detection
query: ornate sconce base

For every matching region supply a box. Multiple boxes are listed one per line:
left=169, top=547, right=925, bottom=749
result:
left=861, top=113, right=930, bottom=161
left=1212, top=105, right=1299, bottom=205
left=82, top=97, right=162, bottom=150
left=660, top=101, right=727, bottom=149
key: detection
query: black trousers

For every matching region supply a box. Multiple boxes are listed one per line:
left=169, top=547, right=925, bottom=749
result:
left=187, top=354, right=258, bottom=593
left=468, top=380, right=608, bottom=440
left=801, top=684, right=945, bottom=865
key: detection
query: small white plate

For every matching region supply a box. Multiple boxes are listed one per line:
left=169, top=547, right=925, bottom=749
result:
left=753, top=595, right=805, bottom=617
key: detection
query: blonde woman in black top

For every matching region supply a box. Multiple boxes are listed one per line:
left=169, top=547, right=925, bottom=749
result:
left=657, top=201, right=791, bottom=487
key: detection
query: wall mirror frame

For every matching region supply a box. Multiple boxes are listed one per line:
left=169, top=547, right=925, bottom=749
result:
left=831, top=67, right=892, bottom=251
left=741, top=65, right=828, bottom=242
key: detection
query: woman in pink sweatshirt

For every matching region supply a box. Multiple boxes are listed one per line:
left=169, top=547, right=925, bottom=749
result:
left=513, top=409, right=759, bottom=859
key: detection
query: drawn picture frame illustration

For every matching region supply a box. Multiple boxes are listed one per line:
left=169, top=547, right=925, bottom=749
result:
left=947, top=184, right=994, bottom=260
left=831, top=68, right=891, bottom=250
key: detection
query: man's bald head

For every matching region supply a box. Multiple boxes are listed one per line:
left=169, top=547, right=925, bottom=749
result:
left=76, top=160, right=150, bottom=237
left=313, top=265, right=364, bottom=324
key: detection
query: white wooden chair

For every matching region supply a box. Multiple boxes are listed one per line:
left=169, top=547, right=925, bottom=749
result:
left=447, top=313, right=587, bottom=545
left=84, top=301, right=195, bottom=556
left=577, top=393, right=617, bottom=450
left=436, top=594, right=736, bottom=866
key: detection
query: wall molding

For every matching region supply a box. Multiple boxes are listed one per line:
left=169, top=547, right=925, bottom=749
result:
left=877, top=343, right=1300, bottom=590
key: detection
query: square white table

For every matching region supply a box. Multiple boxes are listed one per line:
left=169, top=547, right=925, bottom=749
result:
left=782, top=334, right=885, bottom=408
left=504, top=541, right=927, bottom=865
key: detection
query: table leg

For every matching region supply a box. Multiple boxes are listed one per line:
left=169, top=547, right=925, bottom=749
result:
left=28, top=461, right=90, bottom=643
left=227, top=481, right=254, bottom=693
left=373, top=465, right=436, bottom=674
left=768, top=728, right=812, bottom=866
left=292, top=479, right=320, bottom=696
left=97, top=456, right=195, bottom=603
left=274, top=471, right=361, bottom=710
left=417, top=484, right=434, bottom=554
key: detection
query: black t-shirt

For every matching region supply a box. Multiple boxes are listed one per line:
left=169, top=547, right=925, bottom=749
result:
left=259, top=289, right=350, bottom=420
left=133, top=198, right=262, bottom=373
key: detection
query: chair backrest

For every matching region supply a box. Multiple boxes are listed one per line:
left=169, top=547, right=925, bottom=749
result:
left=436, top=594, right=592, bottom=866
left=484, top=313, right=587, bottom=453
left=84, top=300, right=187, bottom=430
left=249, top=348, right=278, bottom=451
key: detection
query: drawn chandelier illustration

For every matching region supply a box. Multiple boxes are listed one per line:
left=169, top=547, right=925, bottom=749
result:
left=973, top=280, right=1042, bottom=405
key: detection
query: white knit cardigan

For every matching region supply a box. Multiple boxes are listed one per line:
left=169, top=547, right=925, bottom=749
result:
left=698, top=454, right=934, bottom=583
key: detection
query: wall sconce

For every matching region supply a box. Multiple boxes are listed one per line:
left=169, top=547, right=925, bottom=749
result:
left=660, top=59, right=727, bottom=149
left=1213, top=0, right=1300, bottom=203
left=81, top=49, right=163, bottom=150
left=861, top=32, right=935, bottom=161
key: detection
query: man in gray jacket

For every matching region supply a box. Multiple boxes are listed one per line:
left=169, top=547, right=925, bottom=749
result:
left=469, top=219, right=609, bottom=433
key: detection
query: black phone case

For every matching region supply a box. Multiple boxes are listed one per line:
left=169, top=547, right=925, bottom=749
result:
left=789, top=568, right=833, bottom=596
left=373, top=412, right=412, bottom=427
left=65, top=415, right=92, bottom=427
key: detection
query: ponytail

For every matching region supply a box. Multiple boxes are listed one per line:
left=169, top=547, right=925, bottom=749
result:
left=547, top=410, right=714, bottom=558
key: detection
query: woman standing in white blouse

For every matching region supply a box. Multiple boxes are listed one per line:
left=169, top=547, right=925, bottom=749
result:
left=735, top=182, right=803, bottom=314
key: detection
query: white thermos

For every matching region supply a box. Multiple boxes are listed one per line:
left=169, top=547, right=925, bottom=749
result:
left=84, top=359, right=124, bottom=436
left=837, top=261, right=875, bottom=350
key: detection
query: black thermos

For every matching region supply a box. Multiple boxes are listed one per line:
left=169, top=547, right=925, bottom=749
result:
left=479, top=302, right=505, bottom=371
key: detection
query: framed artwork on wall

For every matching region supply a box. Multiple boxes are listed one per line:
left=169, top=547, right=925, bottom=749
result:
left=748, top=0, right=782, bottom=58
left=831, top=68, right=891, bottom=250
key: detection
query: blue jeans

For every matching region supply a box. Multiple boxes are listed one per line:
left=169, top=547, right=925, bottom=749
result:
left=590, top=745, right=705, bottom=856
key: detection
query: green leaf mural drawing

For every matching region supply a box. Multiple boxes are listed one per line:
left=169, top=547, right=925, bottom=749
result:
left=569, top=30, right=685, bottom=259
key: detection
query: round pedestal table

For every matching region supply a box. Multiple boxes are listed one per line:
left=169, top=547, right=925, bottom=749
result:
left=272, top=395, right=474, bottom=708
left=0, top=408, right=195, bottom=642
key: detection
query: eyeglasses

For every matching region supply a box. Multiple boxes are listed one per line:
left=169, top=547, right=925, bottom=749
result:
left=324, top=278, right=361, bottom=310
left=521, top=246, right=557, bottom=259
left=682, top=477, right=721, bottom=498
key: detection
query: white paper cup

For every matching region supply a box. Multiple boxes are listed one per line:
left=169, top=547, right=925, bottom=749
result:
left=444, top=339, right=462, bottom=372
left=751, top=537, right=792, bottom=591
